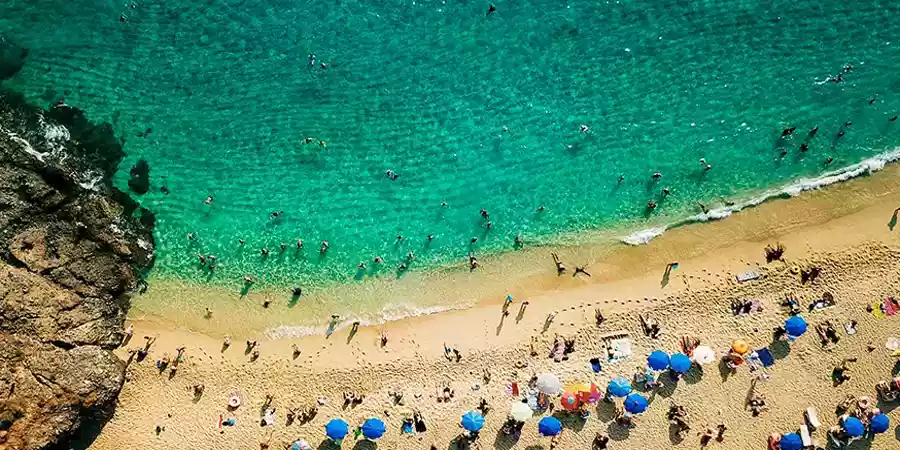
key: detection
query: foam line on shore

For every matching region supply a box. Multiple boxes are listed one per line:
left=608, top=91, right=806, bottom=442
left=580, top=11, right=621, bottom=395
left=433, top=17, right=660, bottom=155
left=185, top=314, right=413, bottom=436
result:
left=622, top=147, right=900, bottom=245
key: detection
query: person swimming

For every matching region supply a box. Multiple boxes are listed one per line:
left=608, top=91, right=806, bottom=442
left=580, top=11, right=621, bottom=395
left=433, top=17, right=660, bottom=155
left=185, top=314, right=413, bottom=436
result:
left=204, top=195, right=213, bottom=205
left=480, top=208, right=489, bottom=218
left=374, top=256, right=383, bottom=263
left=308, top=53, right=316, bottom=67
left=280, top=243, right=286, bottom=252
left=239, top=239, right=245, bottom=245
left=617, top=175, right=624, bottom=183
left=890, top=115, right=898, bottom=122
left=385, top=170, right=399, bottom=180
left=809, top=126, right=819, bottom=136
left=647, top=200, right=657, bottom=210
left=837, top=130, right=845, bottom=138
left=662, top=188, right=670, bottom=197
left=396, top=235, right=403, bottom=243
left=824, top=156, right=834, bottom=165
left=800, top=143, right=808, bottom=152
left=304, top=137, right=314, bottom=144
left=270, top=210, right=283, bottom=219
left=780, top=126, right=796, bottom=137
left=296, top=239, right=303, bottom=249
left=320, top=241, right=330, bottom=254
left=187, top=232, right=196, bottom=240
left=700, top=158, right=712, bottom=171
left=471, top=237, right=478, bottom=244
left=652, top=172, right=662, bottom=179
left=427, top=234, right=434, bottom=241
left=869, top=96, right=877, bottom=105
left=486, top=3, right=496, bottom=15
left=407, top=251, right=415, bottom=261
left=358, top=262, right=367, bottom=269
left=261, top=248, right=269, bottom=256
left=580, top=124, right=590, bottom=133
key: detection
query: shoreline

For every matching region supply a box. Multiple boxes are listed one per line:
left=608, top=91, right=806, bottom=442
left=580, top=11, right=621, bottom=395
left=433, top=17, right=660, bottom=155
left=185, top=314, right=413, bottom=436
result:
left=130, top=154, right=900, bottom=339
left=91, top=162, right=900, bottom=449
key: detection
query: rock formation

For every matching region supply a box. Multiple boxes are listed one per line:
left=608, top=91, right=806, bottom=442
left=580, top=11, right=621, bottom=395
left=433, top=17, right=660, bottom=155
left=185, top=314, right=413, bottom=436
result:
left=0, top=78, right=154, bottom=447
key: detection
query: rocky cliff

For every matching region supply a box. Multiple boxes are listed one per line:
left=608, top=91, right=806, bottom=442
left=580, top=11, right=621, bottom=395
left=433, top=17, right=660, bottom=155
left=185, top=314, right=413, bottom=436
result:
left=0, top=41, right=155, bottom=450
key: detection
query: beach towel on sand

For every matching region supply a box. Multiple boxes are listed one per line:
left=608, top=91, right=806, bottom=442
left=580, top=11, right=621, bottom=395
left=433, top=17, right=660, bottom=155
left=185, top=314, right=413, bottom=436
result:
left=885, top=298, right=897, bottom=316
left=607, top=338, right=632, bottom=363
left=756, top=348, right=775, bottom=368
left=872, top=302, right=886, bottom=319
left=736, top=270, right=760, bottom=283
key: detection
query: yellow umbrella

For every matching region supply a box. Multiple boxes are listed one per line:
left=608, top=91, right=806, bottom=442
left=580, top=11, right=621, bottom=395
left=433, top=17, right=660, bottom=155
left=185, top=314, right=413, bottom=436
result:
left=731, top=340, right=750, bottom=354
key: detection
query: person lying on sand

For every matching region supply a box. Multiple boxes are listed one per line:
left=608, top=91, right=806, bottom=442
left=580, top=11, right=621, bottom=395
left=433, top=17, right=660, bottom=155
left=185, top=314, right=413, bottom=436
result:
left=551, top=253, right=566, bottom=275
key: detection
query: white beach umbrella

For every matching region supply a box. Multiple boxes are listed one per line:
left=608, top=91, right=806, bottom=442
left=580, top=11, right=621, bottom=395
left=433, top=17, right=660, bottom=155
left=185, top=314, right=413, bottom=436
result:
left=510, top=401, right=533, bottom=422
left=691, top=346, right=716, bottom=365
left=535, top=373, right=561, bottom=395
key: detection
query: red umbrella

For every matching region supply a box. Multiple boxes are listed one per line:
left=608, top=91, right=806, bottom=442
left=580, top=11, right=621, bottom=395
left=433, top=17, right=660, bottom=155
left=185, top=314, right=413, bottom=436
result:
left=560, top=392, right=581, bottom=410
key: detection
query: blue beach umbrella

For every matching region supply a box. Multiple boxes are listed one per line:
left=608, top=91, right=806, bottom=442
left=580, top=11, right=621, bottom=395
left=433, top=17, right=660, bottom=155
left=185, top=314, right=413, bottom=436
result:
left=623, top=393, right=648, bottom=414
left=538, top=416, right=562, bottom=436
left=871, top=413, right=890, bottom=434
left=779, top=433, right=803, bottom=450
left=843, top=416, right=864, bottom=437
left=647, top=350, right=670, bottom=370
left=461, top=411, right=485, bottom=432
left=669, top=353, right=692, bottom=373
left=361, top=418, right=386, bottom=439
left=325, top=418, right=349, bottom=440
left=607, top=377, right=632, bottom=398
left=785, top=316, right=807, bottom=337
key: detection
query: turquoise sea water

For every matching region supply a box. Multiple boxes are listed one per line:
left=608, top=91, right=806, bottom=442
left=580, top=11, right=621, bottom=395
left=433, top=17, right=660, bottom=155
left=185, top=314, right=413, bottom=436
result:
left=2, top=0, right=900, bottom=289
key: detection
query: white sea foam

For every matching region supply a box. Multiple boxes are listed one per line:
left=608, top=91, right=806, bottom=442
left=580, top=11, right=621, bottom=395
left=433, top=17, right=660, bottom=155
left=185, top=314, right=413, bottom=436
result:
left=264, top=303, right=467, bottom=339
left=621, top=148, right=900, bottom=246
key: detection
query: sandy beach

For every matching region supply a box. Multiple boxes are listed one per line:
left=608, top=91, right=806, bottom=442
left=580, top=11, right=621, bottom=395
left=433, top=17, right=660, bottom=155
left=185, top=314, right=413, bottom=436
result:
left=88, top=164, right=900, bottom=450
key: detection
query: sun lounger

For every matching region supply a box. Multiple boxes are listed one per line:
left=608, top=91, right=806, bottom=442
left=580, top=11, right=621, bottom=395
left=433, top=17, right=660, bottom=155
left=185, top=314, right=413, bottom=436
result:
left=805, top=406, right=821, bottom=429
left=800, top=425, right=812, bottom=446
left=736, top=270, right=760, bottom=283
left=756, top=348, right=775, bottom=368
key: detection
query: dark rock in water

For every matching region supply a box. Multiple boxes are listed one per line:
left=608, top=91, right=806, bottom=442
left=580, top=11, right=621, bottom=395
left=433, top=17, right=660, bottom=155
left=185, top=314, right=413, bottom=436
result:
left=0, top=36, right=28, bottom=81
left=0, top=86, right=154, bottom=449
left=128, top=158, right=150, bottom=194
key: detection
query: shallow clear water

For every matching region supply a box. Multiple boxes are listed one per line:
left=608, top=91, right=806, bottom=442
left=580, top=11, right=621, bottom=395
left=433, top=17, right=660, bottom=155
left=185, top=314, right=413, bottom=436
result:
left=2, top=0, right=900, bottom=289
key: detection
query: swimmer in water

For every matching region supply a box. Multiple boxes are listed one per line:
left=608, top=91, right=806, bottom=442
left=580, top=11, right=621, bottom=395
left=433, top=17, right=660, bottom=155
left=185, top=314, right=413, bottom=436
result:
left=580, top=124, right=590, bottom=133
left=270, top=210, right=283, bottom=219
left=720, top=196, right=735, bottom=207
left=700, top=158, right=712, bottom=171
left=280, top=243, right=286, bottom=252
left=662, top=188, right=670, bottom=197
left=374, top=256, right=382, bottom=264
left=514, top=235, right=523, bottom=247
left=160, top=185, right=170, bottom=195
left=396, top=235, right=403, bottom=243
left=537, top=205, right=545, bottom=212
left=198, top=254, right=207, bottom=265
left=468, top=254, right=480, bottom=270
left=647, top=200, right=657, bottom=210
left=187, top=232, right=196, bottom=240
left=427, top=234, right=434, bottom=241
left=480, top=208, right=489, bottom=218
left=304, top=137, right=314, bottom=144
left=697, top=201, right=709, bottom=214
left=320, top=62, right=327, bottom=69
left=239, top=239, right=245, bottom=245
left=869, top=96, right=877, bottom=105
left=308, top=53, right=316, bottom=68
left=837, top=130, right=845, bottom=138
left=617, top=175, right=624, bottom=183
left=407, top=251, right=415, bottom=261
left=471, top=237, right=479, bottom=244
left=397, top=263, right=407, bottom=272
left=780, top=126, right=796, bottom=137
left=319, top=140, right=327, bottom=148
left=843, top=121, right=852, bottom=127
left=809, top=126, right=818, bottom=137
left=441, top=201, right=448, bottom=207
left=799, top=143, right=808, bottom=152
left=358, top=262, right=367, bottom=269
left=261, top=248, right=269, bottom=256
left=296, top=239, right=303, bottom=249
left=204, top=195, right=213, bottom=205
left=487, top=3, right=496, bottom=15
left=779, top=149, right=788, bottom=158
left=320, top=241, right=330, bottom=254
left=824, top=156, right=834, bottom=165
left=652, top=172, right=662, bottom=179
left=890, top=115, right=898, bottom=122
left=486, top=221, right=493, bottom=230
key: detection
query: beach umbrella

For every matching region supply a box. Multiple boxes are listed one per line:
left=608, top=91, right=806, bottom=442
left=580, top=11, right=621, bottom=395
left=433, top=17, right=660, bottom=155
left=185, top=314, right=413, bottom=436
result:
left=560, top=392, right=580, bottom=410
left=461, top=411, right=485, bottom=432
left=623, top=393, right=648, bottom=414
left=535, top=373, right=561, bottom=395
left=510, top=402, right=533, bottom=422
left=779, top=433, right=803, bottom=450
left=361, top=418, right=386, bottom=439
left=843, top=416, right=864, bottom=437
left=691, top=346, right=716, bottom=365
left=871, top=413, right=890, bottom=434
left=538, top=416, right=562, bottom=436
left=731, top=340, right=750, bottom=354
left=567, top=382, right=602, bottom=404
left=325, top=419, right=349, bottom=440
left=669, top=353, right=692, bottom=373
left=607, top=377, right=632, bottom=398
left=290, top=440, right=312, bottom=450
left=647, top=350, right=670, bottom=370
left=785, top=316, right=807, bottom=337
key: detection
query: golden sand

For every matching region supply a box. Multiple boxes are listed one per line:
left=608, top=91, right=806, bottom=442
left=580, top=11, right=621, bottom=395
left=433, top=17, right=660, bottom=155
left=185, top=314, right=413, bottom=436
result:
left=90, top=165, right=900, bottom=450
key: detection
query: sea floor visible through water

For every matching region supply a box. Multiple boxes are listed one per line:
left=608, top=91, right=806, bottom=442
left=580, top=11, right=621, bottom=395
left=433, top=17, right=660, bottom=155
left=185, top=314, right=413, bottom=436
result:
left=3, top=0, right=900, bottom=322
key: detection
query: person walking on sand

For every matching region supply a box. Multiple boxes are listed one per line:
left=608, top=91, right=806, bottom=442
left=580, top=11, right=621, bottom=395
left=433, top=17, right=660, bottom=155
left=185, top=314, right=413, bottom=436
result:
left=551, top=253, right=566, bottom=275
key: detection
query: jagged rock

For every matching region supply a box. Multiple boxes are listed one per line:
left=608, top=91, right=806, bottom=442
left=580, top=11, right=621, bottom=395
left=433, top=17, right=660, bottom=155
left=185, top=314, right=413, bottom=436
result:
left=0, top=86, right=154, bottom=449
left=127, top=158, right=150, bottom=195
